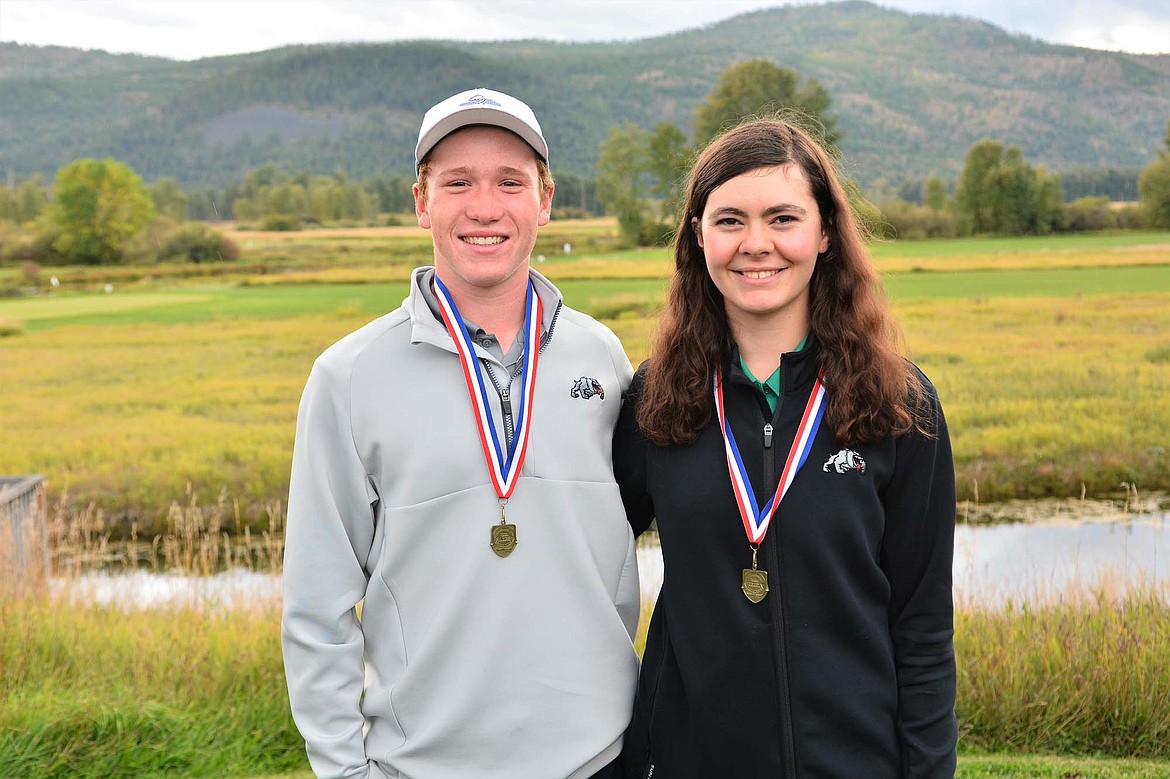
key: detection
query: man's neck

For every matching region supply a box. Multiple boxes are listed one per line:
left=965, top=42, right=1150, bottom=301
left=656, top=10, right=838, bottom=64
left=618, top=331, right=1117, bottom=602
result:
left=436, top=271, right=531, bottom=352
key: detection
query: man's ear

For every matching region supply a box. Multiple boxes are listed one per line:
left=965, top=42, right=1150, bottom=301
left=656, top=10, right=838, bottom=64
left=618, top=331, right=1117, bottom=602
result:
left=413, top=182, right=430, bottom=229
left=538, top=184, right=554, bottom=227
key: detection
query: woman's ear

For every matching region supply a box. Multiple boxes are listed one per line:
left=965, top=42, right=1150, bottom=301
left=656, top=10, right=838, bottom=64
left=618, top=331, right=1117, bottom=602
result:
left=692, top=216, right=704, bottom=248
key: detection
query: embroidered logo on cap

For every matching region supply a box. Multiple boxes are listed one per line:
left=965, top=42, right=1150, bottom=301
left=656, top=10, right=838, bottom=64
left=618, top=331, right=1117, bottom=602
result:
left=570, top=377, right=605, bottom=400
left=460, top=93, right=502, bottom=108
left=823, top=448, right=866, bottom=474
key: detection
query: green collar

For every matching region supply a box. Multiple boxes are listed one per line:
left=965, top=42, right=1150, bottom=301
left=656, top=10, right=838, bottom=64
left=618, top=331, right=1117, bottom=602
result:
left=738, top=334, right=809, bottom=413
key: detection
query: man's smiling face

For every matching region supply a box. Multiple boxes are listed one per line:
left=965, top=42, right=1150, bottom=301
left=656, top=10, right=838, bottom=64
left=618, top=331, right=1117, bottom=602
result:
left=414, top=125, right=552, bottom=299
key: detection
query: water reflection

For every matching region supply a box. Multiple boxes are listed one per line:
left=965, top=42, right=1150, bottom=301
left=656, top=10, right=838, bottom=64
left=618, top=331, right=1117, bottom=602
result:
left=50, top=510, right=1170, bottom=611
left=953, top=511, right=1170, bottom=606
left=51, top=568, right=280, bottom=611
left=636, top=509, right=1170, bottom=609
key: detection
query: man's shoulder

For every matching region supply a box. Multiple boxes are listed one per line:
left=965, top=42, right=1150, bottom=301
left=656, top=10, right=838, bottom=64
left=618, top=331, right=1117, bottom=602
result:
left=315, top=306, right=412, bottom=373
left=555, top=304, right=623, bottom=347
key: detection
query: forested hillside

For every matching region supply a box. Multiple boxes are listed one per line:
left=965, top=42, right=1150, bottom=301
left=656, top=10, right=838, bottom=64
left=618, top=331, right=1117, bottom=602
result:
left=2, top=0, right=1168, bottom=189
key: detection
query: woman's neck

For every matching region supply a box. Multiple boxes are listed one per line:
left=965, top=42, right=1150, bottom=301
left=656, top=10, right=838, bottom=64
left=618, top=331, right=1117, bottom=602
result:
left=729, top=310, right=809, bottom=381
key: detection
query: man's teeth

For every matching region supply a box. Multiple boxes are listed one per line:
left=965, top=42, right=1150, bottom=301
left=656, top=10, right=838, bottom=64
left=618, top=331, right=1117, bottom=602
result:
left=741, top=270, right=778, bottom=279
left=463, top=236, right=505, bottom=245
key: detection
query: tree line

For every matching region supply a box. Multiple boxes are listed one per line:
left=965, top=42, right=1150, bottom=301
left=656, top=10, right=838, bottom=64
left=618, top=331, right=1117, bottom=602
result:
left=2, top=59, right=1169, bottom=267
left=592, top=60, right=1170, bottom=245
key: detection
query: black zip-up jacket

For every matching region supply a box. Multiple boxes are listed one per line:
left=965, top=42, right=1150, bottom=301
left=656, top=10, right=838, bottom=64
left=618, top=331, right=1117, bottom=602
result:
left=614, top=342, right=957, bottom=779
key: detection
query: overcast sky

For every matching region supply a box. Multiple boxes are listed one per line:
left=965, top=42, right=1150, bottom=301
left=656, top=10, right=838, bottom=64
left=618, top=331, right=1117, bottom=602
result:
left=1, top=0, right=1167, bottom=60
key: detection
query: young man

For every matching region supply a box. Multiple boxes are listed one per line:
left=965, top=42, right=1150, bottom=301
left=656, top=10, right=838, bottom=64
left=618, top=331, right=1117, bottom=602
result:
left=282, top=88, right=639, bottom=779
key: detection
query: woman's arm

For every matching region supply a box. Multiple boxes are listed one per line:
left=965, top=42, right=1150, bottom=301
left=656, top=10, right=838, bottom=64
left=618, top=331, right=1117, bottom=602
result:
left=881, top=375, right=958, bottom=779
left=612, top=364, right=655, bottom=537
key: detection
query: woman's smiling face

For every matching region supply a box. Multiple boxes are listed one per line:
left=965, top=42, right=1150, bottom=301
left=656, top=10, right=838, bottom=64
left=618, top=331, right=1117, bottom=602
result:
left=694, top=164, right=829, bottom=331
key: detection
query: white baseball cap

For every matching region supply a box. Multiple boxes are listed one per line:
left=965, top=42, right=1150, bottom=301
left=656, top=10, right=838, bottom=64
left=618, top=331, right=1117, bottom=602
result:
left=415, top=87, right=548, bottom=169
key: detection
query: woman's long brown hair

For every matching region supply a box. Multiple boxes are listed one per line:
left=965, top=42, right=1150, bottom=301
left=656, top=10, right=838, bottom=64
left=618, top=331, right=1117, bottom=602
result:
left=637, top=118, right=927, bottom=447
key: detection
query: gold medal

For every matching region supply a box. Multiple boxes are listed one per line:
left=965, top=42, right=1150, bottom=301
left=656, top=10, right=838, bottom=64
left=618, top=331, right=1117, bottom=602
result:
left=491, top=520, right=517, bottom=557
left=434, top=278, right=540, bottom=563
left=715, top=368, right=826, bottom=606
left=490, top=500, right=517, bottom=558
left=741, top=545, right=768, bottom=603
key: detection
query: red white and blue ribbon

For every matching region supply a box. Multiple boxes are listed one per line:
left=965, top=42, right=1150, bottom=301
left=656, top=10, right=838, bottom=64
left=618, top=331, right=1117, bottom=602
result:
left=714, top=367, right=826, bottom=545
left=433, top=275, right=542, bottom=500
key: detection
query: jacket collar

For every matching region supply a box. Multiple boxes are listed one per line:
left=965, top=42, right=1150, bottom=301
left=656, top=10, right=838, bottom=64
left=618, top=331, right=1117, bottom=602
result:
left=407, top=266, right=563, bottom=361
left=727, top=333, right=821, bottom=396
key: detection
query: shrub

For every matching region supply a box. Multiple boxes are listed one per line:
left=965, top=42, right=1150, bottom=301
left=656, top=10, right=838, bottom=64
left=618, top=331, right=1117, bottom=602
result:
left=1062, top=196, right=1117, bottom=232
left=552, top=206, right=593, bottom=221
left=158, top=224, right=240, bottom=264
left=259, top=214, right=303, bottom=232
left=2, top=224, right=65, bottom=265
left=640, top=219, right=676, bottom=247
left=1112, top=203, right=1148, bottom=230
left=877, top=200, right=958, bottom=239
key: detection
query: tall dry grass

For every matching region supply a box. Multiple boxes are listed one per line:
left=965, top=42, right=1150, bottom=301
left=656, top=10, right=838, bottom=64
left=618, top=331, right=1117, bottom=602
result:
left=956, top=581, right=1170, bottom=758
left=47, top=485, right=284, bottom=580
left=5, top=492, right=1170, bottom=775
left=1, top=491, right=299, bottom=778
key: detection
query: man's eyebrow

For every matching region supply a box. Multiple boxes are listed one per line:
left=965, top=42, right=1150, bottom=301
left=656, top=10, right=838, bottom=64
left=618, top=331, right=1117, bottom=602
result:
left=432, top=165, right=474, bottom=177
left=432, top=165, right=534, bottom=179
left=496, top=166, right=535, bottom=179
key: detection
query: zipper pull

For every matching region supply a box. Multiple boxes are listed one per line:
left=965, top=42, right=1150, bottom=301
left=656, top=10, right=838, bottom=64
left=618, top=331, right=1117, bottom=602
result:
left=763, top=423, right=773, bottom=449
left=500, top=388, right=512, bottom=418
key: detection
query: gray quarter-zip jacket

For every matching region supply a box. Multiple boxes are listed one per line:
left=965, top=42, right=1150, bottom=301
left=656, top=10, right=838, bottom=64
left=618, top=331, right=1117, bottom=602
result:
left=282, top=267, right=639, bottom=779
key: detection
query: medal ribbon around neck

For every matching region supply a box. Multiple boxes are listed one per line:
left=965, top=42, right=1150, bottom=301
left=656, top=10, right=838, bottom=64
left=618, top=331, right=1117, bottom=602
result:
left=714, top=366, right=826, bottom=545
left=433, top=275, right=542, bottom=500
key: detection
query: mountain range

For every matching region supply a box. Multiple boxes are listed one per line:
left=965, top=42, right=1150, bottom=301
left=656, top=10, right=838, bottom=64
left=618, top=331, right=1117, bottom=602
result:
left=1, top=0, right=1168, bottom=191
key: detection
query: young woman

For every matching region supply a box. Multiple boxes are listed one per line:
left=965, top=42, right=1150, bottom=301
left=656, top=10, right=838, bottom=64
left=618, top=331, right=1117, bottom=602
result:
left=615, top=119, right=957, bottom=778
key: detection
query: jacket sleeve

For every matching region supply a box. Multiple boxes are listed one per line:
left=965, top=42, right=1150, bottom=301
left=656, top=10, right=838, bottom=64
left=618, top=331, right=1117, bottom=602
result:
left=281, top=356, right=377, bottom=779
left=879, top=374, right=958, bottom=779
left=612, top=364, right=655, bottom=537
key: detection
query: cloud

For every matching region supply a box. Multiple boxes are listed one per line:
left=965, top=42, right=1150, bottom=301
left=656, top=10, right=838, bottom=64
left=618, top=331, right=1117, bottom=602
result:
left=0, top=0, right=1166, bottom=59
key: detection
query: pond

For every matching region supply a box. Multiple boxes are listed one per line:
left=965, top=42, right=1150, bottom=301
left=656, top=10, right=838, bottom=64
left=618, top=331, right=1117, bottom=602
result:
left=50, top=504, right=1170, bottom=612
left=637, top=505, right=1170, bottom=609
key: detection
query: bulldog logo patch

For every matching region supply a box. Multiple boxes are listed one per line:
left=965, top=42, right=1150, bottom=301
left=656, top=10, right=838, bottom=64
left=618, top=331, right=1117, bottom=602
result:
left=570, top=377, right=605, bottom=400
left=823, top=448, right=866, bottom=474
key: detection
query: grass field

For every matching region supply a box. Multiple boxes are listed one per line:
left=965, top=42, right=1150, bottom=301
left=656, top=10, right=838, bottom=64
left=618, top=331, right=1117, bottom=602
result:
left=3, top=582, right=1169, bottom=778
left=2, top=228, right=1169, bottom=530
left=3, top=224, right=1170, bottom=776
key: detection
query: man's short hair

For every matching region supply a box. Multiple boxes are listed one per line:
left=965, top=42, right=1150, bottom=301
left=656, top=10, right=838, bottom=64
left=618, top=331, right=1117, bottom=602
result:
left=416, top=153, right=554, bottom=204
